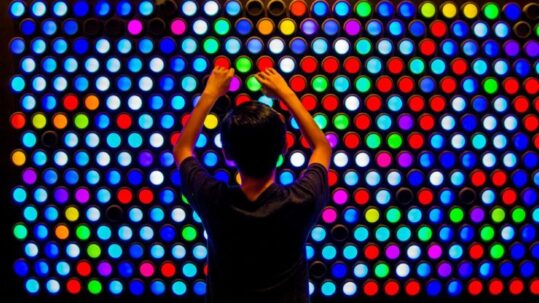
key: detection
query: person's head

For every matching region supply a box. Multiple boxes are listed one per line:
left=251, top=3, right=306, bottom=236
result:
left=220, top=101, right=286, bottom=179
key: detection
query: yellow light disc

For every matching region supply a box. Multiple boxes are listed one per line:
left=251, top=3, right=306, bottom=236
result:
left=257, top=18, right=274, bottom=35
left=53, top=113, right=68, bottom=129
left=365, top=208, right=380, bottom=223
left=85, top=95, right=100, bottom=110
left=235, top=172, right=242, bottom=185
left=462, top=2, right=478, bottom=19
left=12, top=150, right=26, bottom=166
left=279, top=19, right=296, bottom=36
left=32, top=113, right=47, bottom=129
left=204, top=113, right=219, bottom=129
left=65, top=206, right=80, bottom=222
left=55, top=224, right=69, bottom=240
left=441, top=2, right=457, bottom=18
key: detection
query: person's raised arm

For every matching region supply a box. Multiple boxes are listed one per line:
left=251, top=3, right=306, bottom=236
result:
left=255, top=68, right=332, bottom=169
left=174, top=66, right=235, bottom=166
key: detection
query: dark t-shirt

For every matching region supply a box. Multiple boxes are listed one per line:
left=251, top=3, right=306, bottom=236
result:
left=179, top=156, right=330, bottom=303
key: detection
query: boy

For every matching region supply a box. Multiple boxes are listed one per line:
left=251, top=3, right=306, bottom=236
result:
left=174, top=66, right=332, bottom=303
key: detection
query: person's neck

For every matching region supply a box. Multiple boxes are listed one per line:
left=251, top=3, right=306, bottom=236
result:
left=240, top=172, right=275, bottom=202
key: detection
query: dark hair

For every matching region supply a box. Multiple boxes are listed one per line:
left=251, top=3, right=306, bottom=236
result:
left=220, top=101, right=286, bottom=179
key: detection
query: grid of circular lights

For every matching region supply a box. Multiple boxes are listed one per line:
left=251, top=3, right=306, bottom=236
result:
left=8, top=0, right=539, bottom=299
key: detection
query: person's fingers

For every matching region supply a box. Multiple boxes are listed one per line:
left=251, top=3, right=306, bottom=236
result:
left=227, top=67, right=235, bottom=77
left=268, top=67, right=277, bottom=74
left=254, top=74, right=266, bottom=84
left=256, top=72, right=267, bottom=80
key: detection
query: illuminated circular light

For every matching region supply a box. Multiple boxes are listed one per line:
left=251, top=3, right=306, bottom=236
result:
left=420, top=2, right=436, bottom=18
left=10, top=1, right=26, bottom=17
left=322, top=19, right=340, bottom=36
left=398, top=39, right=414, bottom=55
left=279, top=56, right=296, bottom=73
left=312, top=37, right=329, bottom=55
left=256, top=18, right=274, bottom=36
left=203, top=37, right=219, bottom=54
left=182, top=0, right=198, bottom=16
left=267, top=37, right=285, bottom=55
left=376, top=39, right=392, bottom=55
left=236, top=18, right=253, bottom=35
left=441, top=2, right=457, bottom=18
left=203, top=0, right=219, bottom=16
left=312, top=75, right=329, bottom=93
left=366, top=19, right=383, bottom=36
left=245, top=75, right=261, bottom=92
left=246, top=37, right=263, bottom=54
left=355, top=1, right=372, bottom=18
left=483, top=3, right=499, bottom=20
left=463, top=2, right=478, bottom=19
left=31, top=1, right=47, bottom=17
left=312, top=0, right=329, bottom=17
left=138, top=1, right=154, bottom=16
left=334, top=38, right=350, bottom=55
left=193, top=19, right=209, bottom=36
left=225, top=0, right=241, bottom=16
left=290, top=38, right=307, bottom=55
left=334, top=1, right=351, bottom=17
left=301, top=19, right=319, bottom=35
left=94, top=0, right=112, bottom=16
left=170, top=19, right=186, bottom=35
left=127, top=19, right=143, bottom=35
left=503, top=3, right=521, bottom=21
left=377, top=1, right=394, bottom=18
left=275, top=19, right=296, bottom=37
left=224, top=37, right=241, bottom=55
left=214, top=18, right=230, bottom=36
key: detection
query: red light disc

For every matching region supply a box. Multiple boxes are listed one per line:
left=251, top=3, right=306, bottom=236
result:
left=63, top=94, right=79, bottom=111
left=354, top=188, right=370, bottom=205
left=365, top=94, right=382, bottom=111
left=290, top=0, right=307, bottom=17
left=300, top=56, right=318, bottom=73
left=343, top=56, right=361, bottom=73
left=408, top=95, right=425, bottom=112
left=354, top=113, right=371, bottom=131
left=430, top=20, right=447, bottom=38
left=214, top=56, right=230, bottom=69
left=376, top=76, right=393, bottom=93
left=398, top=76, right=415, bottom=93
left=289, top=75, right=307, bottom=93
left=451, top=58, right=468, bottom=75
left=10, top=112, right=26, bottom=129
left=343, top=132, right=360, bottom=149
left=256, top=56, right=274, bottom=71
left=321, top=56, right=340, bottom=73
left=419, top=39, right=436, bottom=56
left=322, top=94, right=339, bottom=111
left=503, top=77, right=519, bottom=95
left=387, top=57, right=404, bottom=74
left=301, top=94, right=318, bottom=111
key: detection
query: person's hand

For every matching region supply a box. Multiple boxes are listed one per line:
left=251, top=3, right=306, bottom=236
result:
left=255, top=68, right=294, bottom=100
left=203, top=66, right=235, bottom=97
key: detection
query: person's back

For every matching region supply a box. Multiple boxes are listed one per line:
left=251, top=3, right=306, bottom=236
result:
left=174, top=67, right=332, bottom=303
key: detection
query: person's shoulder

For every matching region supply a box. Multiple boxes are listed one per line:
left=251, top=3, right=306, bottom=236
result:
left=305, top=162, right=328, bottom=172
left=178, top=155, right=199, bottom=168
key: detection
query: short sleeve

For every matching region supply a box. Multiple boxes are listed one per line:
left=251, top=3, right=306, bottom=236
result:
left=179, top=156, right=225, bottom=216
left=290, top=163, right=330, bottom=211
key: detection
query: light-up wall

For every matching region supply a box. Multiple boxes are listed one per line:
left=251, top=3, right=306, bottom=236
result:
left=7, top=0, right=539, bottom=300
